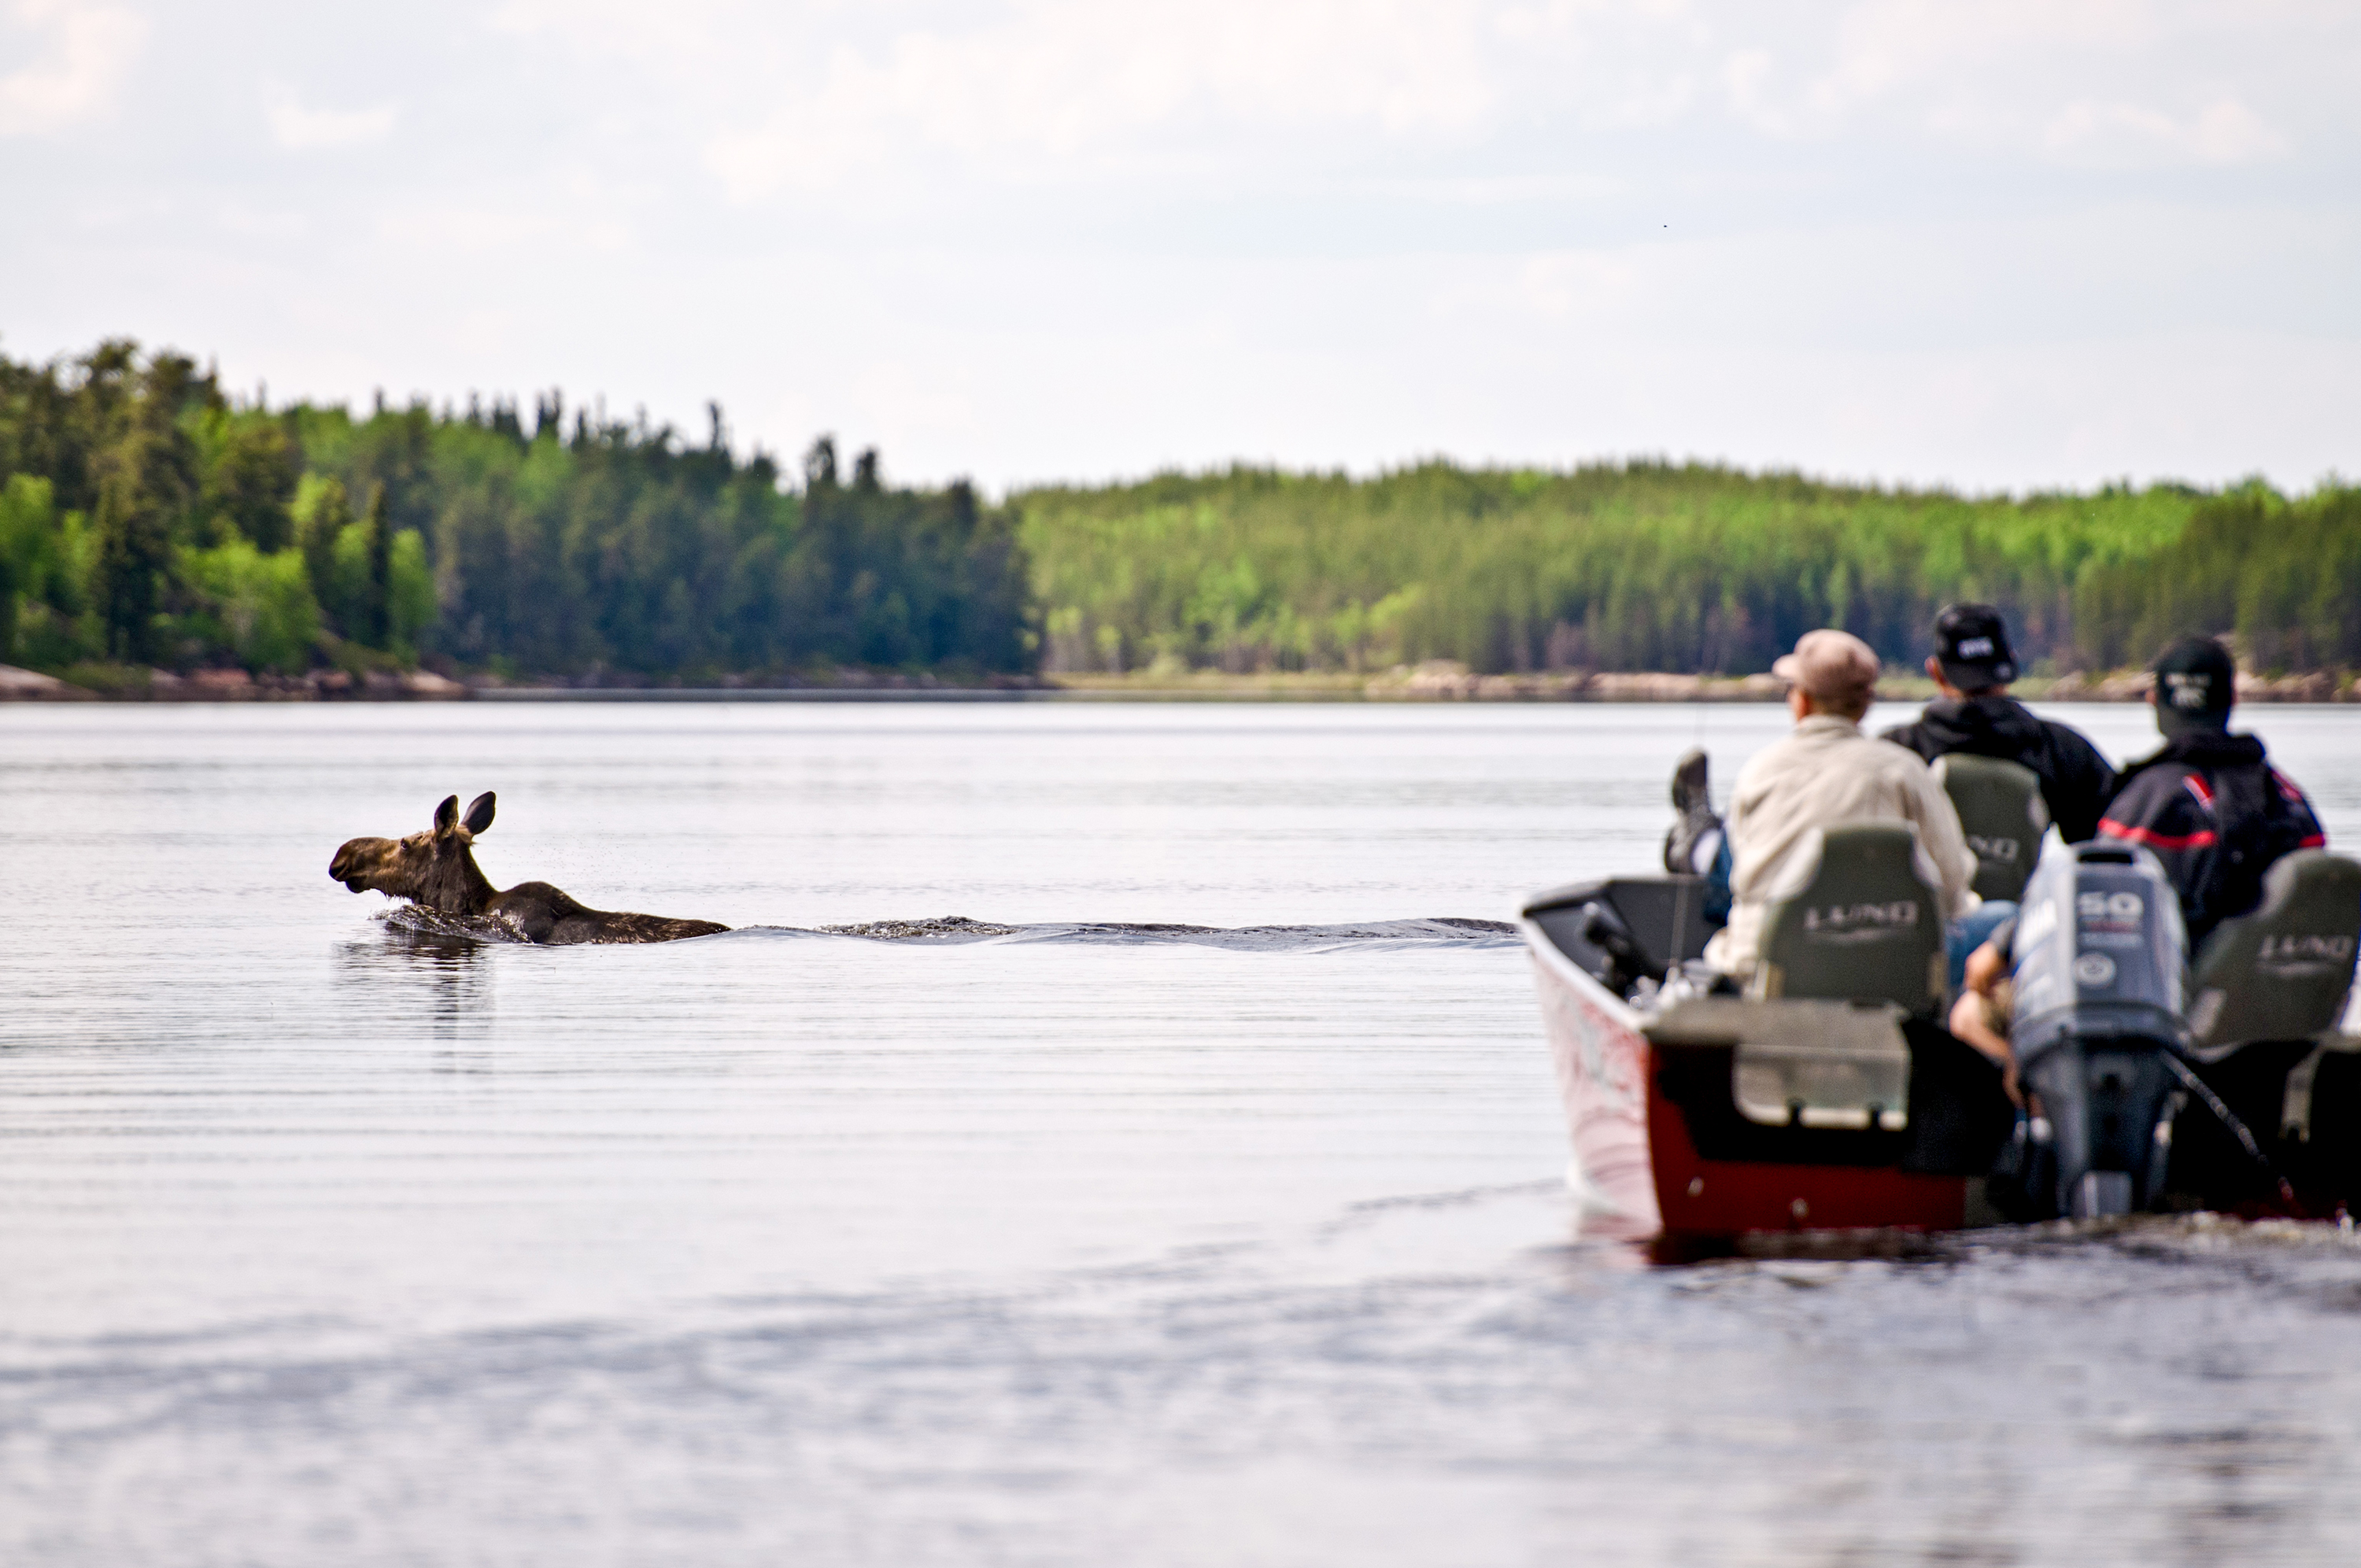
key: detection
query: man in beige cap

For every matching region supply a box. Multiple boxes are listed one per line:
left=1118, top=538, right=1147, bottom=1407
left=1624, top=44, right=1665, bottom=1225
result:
left=1698, top=629, right=1979, bottom=978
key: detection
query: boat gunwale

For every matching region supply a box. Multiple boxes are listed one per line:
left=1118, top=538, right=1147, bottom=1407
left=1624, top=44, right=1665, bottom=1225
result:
left=1515, top=910, right=1646, bottom=1031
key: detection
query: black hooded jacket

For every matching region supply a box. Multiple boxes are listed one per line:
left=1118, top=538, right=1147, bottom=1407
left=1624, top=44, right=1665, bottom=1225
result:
left=2098, top=728, right=2326, bottom=949
left=1881, top=694, right=2117, bottom=845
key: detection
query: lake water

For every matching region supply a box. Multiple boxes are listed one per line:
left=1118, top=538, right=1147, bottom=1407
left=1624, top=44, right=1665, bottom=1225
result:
left=5, top=699, right=2361, bottom=1566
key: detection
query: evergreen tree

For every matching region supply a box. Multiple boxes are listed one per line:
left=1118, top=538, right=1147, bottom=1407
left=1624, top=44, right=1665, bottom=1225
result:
left=364, top=481, right=391, bottom=646
left=92, top=436, right=173, bottom=661
left=804, top=435, right=837, bottom=491
left=292, top=474, right=353, bottom=629
left=201, top=419, right=300, bottom=551
left=91, top=407, right=198, bottom=662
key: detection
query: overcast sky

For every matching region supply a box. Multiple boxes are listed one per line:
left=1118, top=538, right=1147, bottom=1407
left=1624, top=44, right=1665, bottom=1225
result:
left=3, top=0, right=2355, bottom=493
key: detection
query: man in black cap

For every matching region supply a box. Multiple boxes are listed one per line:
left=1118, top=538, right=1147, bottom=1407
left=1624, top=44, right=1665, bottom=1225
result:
left=2097, top=635, right=2326, bottom=947
left=1881, top=603, right=2115, bottom=844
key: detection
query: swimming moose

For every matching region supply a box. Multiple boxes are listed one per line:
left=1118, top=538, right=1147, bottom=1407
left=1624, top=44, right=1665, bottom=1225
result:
left=330, top=792, right=728, bottom=943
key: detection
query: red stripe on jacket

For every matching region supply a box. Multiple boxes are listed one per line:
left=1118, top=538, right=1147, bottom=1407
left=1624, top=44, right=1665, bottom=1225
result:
left=2097, top=819, right=2219, bottom=851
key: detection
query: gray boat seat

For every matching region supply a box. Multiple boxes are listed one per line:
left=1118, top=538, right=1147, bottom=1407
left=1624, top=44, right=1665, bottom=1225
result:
left=1646, top=995, right=1911, bottom=1131
left=1931, top=753, right=2049, bottom=901
left=2185, top=850, right=2361, bottom=1057
left=1750, top=821, right=1946, bottom=1016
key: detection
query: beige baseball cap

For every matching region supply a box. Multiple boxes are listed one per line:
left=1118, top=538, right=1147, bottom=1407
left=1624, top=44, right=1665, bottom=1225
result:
left=1771, top=629, right=1881, bottom=702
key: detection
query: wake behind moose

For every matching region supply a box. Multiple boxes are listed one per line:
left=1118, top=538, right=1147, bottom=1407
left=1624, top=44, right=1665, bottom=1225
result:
left=330, top=792, right=728, bottom=943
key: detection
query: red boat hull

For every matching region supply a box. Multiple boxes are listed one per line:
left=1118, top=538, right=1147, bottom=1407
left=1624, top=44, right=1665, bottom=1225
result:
left=1526, top=919, right=1969, bottom=1240
left=1646, top=1080, right=1968, bottom=1235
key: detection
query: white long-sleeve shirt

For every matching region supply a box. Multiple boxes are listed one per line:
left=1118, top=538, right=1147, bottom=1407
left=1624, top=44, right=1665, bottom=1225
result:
left=1703, top=714, right=1979, bottom=976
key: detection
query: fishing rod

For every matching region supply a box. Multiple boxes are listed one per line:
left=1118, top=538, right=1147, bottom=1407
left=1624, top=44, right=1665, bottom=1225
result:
left=2162, top=1047, right=2298, bottom=1211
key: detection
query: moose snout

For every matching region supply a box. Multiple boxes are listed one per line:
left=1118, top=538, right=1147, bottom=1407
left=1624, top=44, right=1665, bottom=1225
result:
left=330, top=836, right=392, bottom=891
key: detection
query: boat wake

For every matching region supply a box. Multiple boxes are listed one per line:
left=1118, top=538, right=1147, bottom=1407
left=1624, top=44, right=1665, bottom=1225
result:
left=800, top=915, right=1517, bottom=951
left=378, top=907, right=1517, bottom=952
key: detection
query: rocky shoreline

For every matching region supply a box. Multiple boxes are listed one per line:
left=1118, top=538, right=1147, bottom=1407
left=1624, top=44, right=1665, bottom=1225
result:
left=0, top=664, right=1047, bottom=702
left=1367, top=661, right=2357, bottom=703
left=5, top=659, right=2354, bottom=704
left=0, top=664, right=471, bottom=701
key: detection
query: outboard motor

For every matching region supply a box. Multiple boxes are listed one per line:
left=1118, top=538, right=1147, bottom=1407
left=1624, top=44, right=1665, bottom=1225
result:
left=2008, top=842, right=2188, bottom=1218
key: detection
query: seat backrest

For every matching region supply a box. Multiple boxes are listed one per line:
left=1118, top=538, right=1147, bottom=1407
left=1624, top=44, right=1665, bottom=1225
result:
left=2186, top=850, right=2361, bottom=1051
left=1931, top=753, right=2049, bottom=902
left=1752, top=821, right=1946, bottom=1015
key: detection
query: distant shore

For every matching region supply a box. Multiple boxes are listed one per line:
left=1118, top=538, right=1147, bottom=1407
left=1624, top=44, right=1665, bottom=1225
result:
left=8, top=660, right=2355, bottom=705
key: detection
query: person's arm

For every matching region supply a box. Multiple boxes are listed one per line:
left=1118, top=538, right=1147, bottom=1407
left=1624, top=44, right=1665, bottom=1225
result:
left=1700, top=758, right=1768, bottom=976
left=2045, top=725, right=2117, bottom=844
left=1718, top=754, right=1768, bottom=901
left=1961, top=933, right=2011, bottom=995
left=1906, top=762, right=1979, bottom=919
left=2274, top=769, right=2328, bottom=850
left=1948, top=942, right=2020, bottom=1104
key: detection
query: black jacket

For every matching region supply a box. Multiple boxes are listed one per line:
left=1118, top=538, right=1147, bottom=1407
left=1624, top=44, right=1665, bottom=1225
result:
left=2098, top=729, right=2326, bottom=949
left=1881, top=695, right=2117, bottom=845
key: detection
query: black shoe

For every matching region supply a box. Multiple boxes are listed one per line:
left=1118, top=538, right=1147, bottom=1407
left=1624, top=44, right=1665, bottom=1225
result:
left=1662, top=746, right=1723, bottom=874
left=1669, top=746, right=1711, bottom=817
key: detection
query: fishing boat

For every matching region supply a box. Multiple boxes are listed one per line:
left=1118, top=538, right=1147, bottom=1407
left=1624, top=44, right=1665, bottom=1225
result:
left=1521, top=759, right=2361, bottom=1244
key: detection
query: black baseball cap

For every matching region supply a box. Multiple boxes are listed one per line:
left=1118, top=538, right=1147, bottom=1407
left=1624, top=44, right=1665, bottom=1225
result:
left=1934, top=603, right=2017, bottom=689
left=2152, top=635, right=2236, bottom=734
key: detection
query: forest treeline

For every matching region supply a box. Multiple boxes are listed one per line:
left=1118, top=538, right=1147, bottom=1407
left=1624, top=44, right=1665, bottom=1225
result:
left=0, top=340, right=1029, bottom=684
left=2, top=338, right=2355, bottom=686
left=1014, top=465, right=2361, bottom=678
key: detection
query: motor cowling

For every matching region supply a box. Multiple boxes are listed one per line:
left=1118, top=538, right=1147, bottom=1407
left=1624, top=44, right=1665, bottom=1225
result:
left=2008, top=841, right=2189, bottom=1218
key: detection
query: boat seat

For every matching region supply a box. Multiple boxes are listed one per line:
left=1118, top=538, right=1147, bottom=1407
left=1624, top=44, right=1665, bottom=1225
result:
left=1931, top=753, right=2049, bottom=902
left=1750, top=821, right=1946, bottom=1016
left=1646, top=995, right=1910, bottom=1131
left=2185, top=850, right=2361, bottom=1058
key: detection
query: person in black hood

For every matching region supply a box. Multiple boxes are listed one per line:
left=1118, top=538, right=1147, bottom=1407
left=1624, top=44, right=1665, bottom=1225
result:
left=2098, top=635, right=2326, bottom=949
left=1882, top=603, right=2115, bottom=844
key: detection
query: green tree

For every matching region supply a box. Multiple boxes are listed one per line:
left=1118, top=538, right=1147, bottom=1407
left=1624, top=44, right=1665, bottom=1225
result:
left=362, top=481, right=391, bottom=646
left=200, top=416, right=300, bottom=551
left=0, top=474, right=51, bottom=661
left=387, top=529, right=434, bottom=656
left=0, top=476, right=101, bottom=668
left=181, top=539, right=320, bottom=673
left=291, top=473, right=353, bottom=630
left=91, top=424, right=187, bottom=662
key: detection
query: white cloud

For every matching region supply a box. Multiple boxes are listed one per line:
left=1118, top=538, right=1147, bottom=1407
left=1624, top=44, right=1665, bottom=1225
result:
left=486, top=0, right=737, bottom=60
left=1812, top=0, right=2159, bottom=113
left=0, top=0, right=144, bottom=135
left=705, top=0, right=1499, bottom=199
left=674, top=0, right=2345, bottom=201
left=268, top=98, right=397, bottom=150
left=1714, top=0, right=2303, bottom=167
left=2041, top=95, right=2287, bottom=166
left=479, top=1, right=2340, bottom=199
left=2183, top=97, right=2291, bottom=164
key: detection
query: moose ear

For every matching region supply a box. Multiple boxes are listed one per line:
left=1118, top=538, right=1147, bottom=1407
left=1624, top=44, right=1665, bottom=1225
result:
left=433, top=795, right=460, bottom=833
left=463, top=791, right=497, bottom=835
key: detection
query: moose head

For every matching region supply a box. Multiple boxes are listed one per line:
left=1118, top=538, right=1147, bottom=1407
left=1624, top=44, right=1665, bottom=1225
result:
left=329, top=791, right=727, bottom=943
left=330, top=791, right=501, bottom=914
